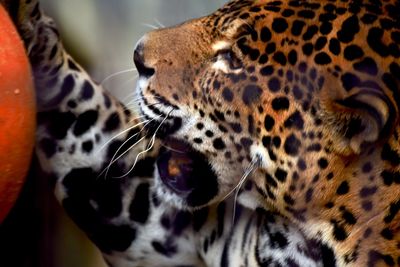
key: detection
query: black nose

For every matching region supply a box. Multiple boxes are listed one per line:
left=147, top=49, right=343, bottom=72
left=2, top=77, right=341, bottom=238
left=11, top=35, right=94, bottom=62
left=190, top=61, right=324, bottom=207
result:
left=133, top=43, right=155, bottom=78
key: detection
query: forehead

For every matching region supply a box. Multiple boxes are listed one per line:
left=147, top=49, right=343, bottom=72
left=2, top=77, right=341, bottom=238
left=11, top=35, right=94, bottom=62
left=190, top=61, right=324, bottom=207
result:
left=207, top=0, right=277, bottom=37
left=201, top=2, right=266, bottom=48
left=208, top=0, right=325, bottom=29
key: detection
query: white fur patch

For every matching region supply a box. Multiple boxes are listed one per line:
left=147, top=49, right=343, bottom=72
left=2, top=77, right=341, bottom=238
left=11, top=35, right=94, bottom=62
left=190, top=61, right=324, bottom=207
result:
left=211, top=58, right=242, bottom=74
left=250, top=143, right=272, bottom=170
left=137, top=77, right=149, bottom=90
left=211, top=40, right=231, bottom=51
left=211, top=60, right=231, bottom=73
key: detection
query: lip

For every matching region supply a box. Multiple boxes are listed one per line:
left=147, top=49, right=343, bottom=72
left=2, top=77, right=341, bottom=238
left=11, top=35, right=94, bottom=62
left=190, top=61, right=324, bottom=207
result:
left=156, top=137, right=219, bottom=207
left=143, top=115, right=183, bottom=139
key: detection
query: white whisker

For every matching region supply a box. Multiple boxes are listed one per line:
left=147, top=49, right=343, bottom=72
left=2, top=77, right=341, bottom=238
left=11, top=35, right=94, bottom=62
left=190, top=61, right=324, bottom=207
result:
left=154, top=18, right=165, bottom=28
left=101, top=68, right=138, bottom=85
left=122, top=91, right=141, bottom=105
left=126, top=114, right=147, bottom=125
left=101, top=114, right=163, bottom=178
left=105, top=136, right=146, bottom=178
left=97, top=117, right=149, bottom=152
left=119, top=79, right=140, bottom=102
left=219, top=156, right=259, bottom=223
left=125, top=95, right=164, bottom=107
left=123, top=103, right=164, bottom=117
left=160, top=143, right=186, bottom=154
left=141, top=22, right=159, bottom=30
left=114, top=109, right=173, bottom=179
left=124, top=101, right=164, bottom=114
left=125, top=97, right=143, bottom=107
left=119, top=75, right=138, bottom=89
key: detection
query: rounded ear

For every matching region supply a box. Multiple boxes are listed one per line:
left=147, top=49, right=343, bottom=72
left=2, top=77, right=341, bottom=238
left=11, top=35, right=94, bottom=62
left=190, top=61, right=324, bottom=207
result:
left=322, top=88, right=397, bottom=155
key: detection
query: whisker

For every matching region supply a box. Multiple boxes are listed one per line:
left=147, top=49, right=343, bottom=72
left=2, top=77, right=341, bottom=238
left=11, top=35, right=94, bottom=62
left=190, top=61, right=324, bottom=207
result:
left=101, top=68, right=138, bottom=85
left=97, top=118, right=149, bottom=152
left=124, top=101, right=164, bottom=114
left=114, top=109, right=173, bottom=179
left=121, top=91, right=141, bottom=105
left=119, top=78, right=140, bottom=102
left=141, top=22, right=159, bottom=30
left=125, top=95, right=164, bottom=107
left=104, top=136, right=146, bottom=178
left=101, top=115, right=162, bottom=178
left=127, top=101, right=163, bottom=108
left=126, top=114, right=148, bottom=124
left=123, top=102, right=164, bottom=117
left=231, top=156, right=259, bottom=224
left=154, top=18, right=165, bottom=28
left=160, top=143, right=186, bottom=154
left=124, top=97, right=144, bottom=108
left=120, top=75, right=138, bottom=88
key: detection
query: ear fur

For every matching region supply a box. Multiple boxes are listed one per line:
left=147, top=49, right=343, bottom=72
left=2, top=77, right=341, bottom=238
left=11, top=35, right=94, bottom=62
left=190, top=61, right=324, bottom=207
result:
left=322, top=89, right=395, bottom=155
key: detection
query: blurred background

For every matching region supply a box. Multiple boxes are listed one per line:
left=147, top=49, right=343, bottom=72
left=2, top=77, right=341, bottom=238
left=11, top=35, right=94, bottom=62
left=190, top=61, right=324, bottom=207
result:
left=0, top=1, right=226, bottom=267
left=42, top=0, right=228, bottom=100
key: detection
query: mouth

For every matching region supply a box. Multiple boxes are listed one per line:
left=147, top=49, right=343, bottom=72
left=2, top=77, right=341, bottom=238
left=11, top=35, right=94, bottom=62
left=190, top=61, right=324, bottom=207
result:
left=137, top=85, right=183, bottom=139
left=144, top=115, right=182, bottom=139
left=136, top=78, right=219, bottom=207
left=156, top=137, right=219, bottom=207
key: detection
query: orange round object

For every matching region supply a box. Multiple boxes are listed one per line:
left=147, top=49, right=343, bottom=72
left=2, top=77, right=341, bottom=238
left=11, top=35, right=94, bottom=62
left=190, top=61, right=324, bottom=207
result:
left=0, top=5, right=36, bottom=222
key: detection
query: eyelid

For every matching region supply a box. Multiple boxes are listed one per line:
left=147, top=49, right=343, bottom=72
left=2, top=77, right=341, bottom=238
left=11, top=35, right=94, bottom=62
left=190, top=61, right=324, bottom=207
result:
left=216, top=49, right=232, bottom=56
left=215, top=49, right=243, bottom=70
left=211, top=40, right=231, bottom=52
left=215, top=49, right=237, bottom=63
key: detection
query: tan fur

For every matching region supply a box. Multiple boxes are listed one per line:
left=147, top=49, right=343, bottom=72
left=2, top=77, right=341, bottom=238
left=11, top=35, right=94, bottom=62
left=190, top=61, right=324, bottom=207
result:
left=136, top=0, right=400, bottom=265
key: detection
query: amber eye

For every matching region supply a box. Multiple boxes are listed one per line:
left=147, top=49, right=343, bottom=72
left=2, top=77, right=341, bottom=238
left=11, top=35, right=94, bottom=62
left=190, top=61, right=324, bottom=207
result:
left=217, top=49, right=243, bottom=70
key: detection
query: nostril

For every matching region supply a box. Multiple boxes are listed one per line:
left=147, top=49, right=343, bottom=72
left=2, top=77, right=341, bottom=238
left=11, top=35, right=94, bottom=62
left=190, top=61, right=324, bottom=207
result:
left=133, top=45, right=155, bottom=78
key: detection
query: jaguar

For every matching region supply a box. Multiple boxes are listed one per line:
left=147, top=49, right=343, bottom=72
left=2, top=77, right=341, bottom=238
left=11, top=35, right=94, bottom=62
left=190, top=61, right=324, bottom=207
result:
left=2, top=0, right=329, bottom=266
left=134, top=0, right=400, bottom=266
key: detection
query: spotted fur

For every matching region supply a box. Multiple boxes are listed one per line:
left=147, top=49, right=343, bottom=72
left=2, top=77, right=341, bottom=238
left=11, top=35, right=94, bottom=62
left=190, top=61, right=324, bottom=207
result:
left=6, top=0, right=328, bottom=266
left=135, top=0, right=400, bottom=266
